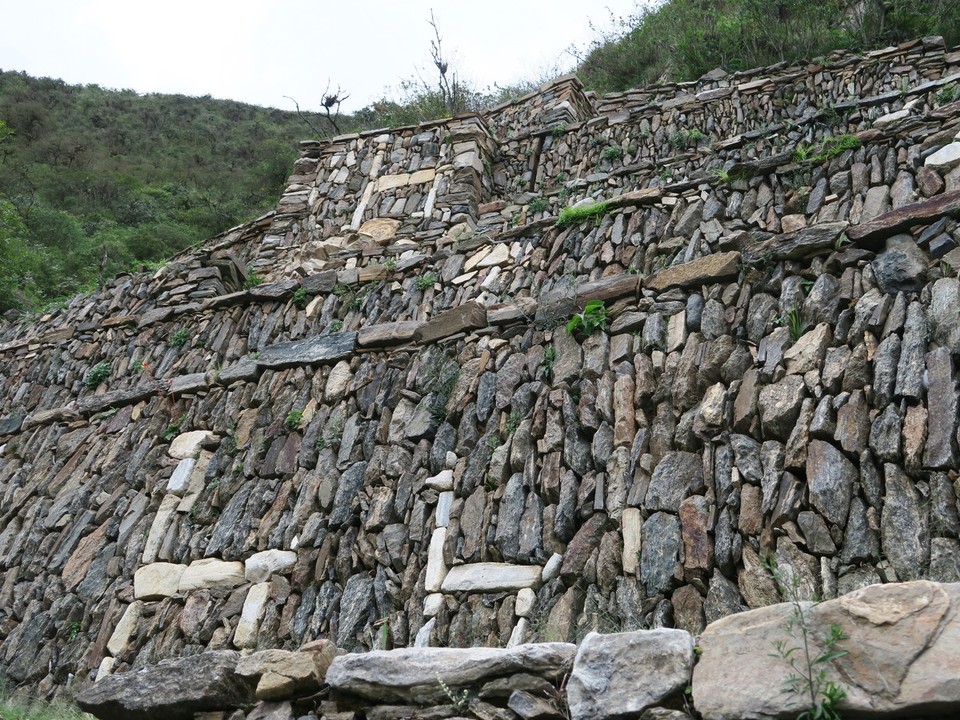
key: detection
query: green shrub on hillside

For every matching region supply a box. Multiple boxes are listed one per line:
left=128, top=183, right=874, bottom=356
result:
left=578, top=0, right=960, bottom=93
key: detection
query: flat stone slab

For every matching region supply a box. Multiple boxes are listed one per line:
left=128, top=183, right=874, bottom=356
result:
left=414, top=302, right=487, bottom=344
left=77, top=385, right=158, bottom=415
left=358, top=321, right=423, bottom=347
left=168, top=373, right=208, bottom=394
left=248, top=278, right=299, bottom=299
left=848, top=188, right=960, bottom=246
left=568, top=629, right=694, bottom=720
left=22, top=405, right=81, bottom=430
left=217, top=357, right=260, bottom=385
left=440, top=563, right=542, bottom=592
left=76, top=650, right=253, bottom=720
left=742, top=221, right=849, bottom=263
left=257, top=332, right=357, bottom=368
left=645, top=252, right=741, bottom=292
left=326, top=643, right=576, bottom=703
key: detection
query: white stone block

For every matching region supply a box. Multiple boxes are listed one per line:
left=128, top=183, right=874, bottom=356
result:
left=516, top=587, right=537, bottom=618
left=234, top=581, right=271, bottom=649
left=424, top=528, right=448, bottom=593
left=436, top=491, right=454, bottom=527
left=245, top=549, right=298, bottom=583
left=179, top=558, right=246, bottom=592
left=107, top=601, right=143, bottom=656
left=168, top=430, right=214, bottom=459
left=423, top=593, right=444, bottom=618
left=141, top=494, right=180, bottom=564
left=622, top=508, right=643, bottom=576
left=542, top=553, right=563, bottom=582
left=424, top=469, right=454, bottom=491
left=134, top=563, right=186, bottom=600
left=166, top=457, right=196, bottom=495
left=507, top=618, right=529, bottom=648
left=440, top=563, right=541, bottom=592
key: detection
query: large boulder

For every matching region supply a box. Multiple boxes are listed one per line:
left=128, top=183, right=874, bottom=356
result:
left=75, top=650, right=254, bottom=720
left=693, top=581, right=960, bottom=719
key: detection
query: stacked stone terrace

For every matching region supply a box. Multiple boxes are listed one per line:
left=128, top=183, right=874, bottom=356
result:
left=0, top=36, right=959, bottom=708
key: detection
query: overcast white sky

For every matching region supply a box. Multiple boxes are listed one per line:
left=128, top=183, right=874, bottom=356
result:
left=1, top=1, right=644, bottom=112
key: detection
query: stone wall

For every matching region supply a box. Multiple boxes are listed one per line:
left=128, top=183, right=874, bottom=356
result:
left=75, top=580, right=960, bottom=720
left=0, top=36, right=959, bottom=710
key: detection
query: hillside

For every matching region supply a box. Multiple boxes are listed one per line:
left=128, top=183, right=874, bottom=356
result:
left=0, top=71, right=319, bottom=309
left=578, top=0, right=960, bottom=92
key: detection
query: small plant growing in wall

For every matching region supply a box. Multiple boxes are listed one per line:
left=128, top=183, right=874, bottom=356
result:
left=416, top=271, right=439, bottom=292
left=83, top=361, right=111, bottom=389
left=566, top=300, right=607, bottom=336
left=435, top=672, right=470, bottom=712
left=528, top=196, right=549, bottom=214
left=292, top=287, right=308, bottom=307
left=505, top=411, right=522, bottom=436
left=539, top=346, right=557, bottom=379
left=602, top=144, right=623, bottom=161
left=775, top=306, right=808, bottom=343
left=169, top=327, right=190, bottom=349
left=245, top=268, right=263, bottom=288
left=284, top=410, right=304, bottom=430
left=764, top=557, right=848, bottom=720
left=711, top=167, right=732, bottom=184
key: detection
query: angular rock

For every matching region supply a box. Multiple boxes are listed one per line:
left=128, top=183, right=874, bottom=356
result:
left=783, top=323, right=831, bottom=375
left=567, top=629, right=694, bottom=720
left=929, top=278, right=960, bottom=354
left=169, top=430, right=216, bottom=459
left=235, top=644, right=337, bottom=700
left=757, top=375, right=805, bottom=441
left=640, top=512, right=682, bottom=595
left=76, top=651, right=254, bottom=720
left=881, top=464, right=929, bottom=581
left=806, top=440, right=856, bottom=527
left=645, top=451, right=701, bottom=512
left=871, top=234, right=928, bottom=294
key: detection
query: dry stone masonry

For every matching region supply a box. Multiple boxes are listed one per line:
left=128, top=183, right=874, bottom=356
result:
left=1, top=36, right=960, bottom=720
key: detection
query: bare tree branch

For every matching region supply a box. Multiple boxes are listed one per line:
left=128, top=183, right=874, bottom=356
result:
left=284, top=95, right=325, bottom=138
left=320, top=80, right=350, bottom=134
